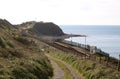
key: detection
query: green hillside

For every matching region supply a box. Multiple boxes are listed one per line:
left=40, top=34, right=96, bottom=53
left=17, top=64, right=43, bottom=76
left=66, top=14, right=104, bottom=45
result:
left=0, top=19, right=53, bottom=79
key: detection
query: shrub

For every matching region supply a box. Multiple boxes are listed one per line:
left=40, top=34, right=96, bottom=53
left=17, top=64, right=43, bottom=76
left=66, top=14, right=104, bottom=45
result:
left=0, top=37, right=9, bottom=48
left=11, top=57, right=53, bottom=79
left=7, top=41, right=15, bottom=48
left=12, top=66, right=37, bottom=79
left=15, top=37, right=31, bottom=45
left=8, top=49, right=24, bottom=58
left=0, top=49, right=10, bottom=58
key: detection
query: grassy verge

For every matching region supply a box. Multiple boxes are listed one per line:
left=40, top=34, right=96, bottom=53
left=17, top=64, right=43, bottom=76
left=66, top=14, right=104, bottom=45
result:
left=48, top=50, right=120, bottom=79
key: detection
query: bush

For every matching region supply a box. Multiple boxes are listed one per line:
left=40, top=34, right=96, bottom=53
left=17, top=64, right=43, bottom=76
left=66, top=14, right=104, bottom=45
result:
left=12, top=66, right=37, bottom=79
left=0, top=37, right=9, bottom=48
left=15, top=37, right=31, bottom=45
left=0, top=49, right=10, bottom=58
left=31, top=57, right=53, bottom=77
left=8, top=49, right=24, bottom=58
left=11, top=58, right=53, bottom=79
left=7, top=41, right=15, bottom=48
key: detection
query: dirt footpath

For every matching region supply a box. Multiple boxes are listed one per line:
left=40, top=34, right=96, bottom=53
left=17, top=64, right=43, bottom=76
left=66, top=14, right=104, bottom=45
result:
left=47, top=54, right=64, bottom=79
left=46, top=54, right=82, bottom=79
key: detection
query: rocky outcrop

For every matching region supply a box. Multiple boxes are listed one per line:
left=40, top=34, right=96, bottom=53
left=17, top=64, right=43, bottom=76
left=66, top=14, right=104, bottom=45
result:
left=16, top=21, right=65, bottom=37
left=29, top=22, right=65, bottom=36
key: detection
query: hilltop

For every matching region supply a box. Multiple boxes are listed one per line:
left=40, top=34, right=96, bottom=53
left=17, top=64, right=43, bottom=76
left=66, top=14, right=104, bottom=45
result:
left=16, top=21, right=64, bottom=36
left=16, top=21, right=83, bottom=41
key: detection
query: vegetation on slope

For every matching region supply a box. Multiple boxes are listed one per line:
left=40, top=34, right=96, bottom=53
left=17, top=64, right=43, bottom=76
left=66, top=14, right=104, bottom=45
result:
left=0, top=19, right=53, bottom=79
left=0, top=53, right=53, bottom=79
left=1, top=18, right=120, bottom=79
left=48, top=49, right=120, bottom=79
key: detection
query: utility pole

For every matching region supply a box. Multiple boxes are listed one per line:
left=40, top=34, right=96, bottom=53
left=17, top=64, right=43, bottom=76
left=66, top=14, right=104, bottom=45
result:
left=71, top=33, right=72, bottom=45
left=117, top=54, right=120, bottom=71
left=84, top=36, right=87, bottom=59
left=84, top=36, right=86, bottom=49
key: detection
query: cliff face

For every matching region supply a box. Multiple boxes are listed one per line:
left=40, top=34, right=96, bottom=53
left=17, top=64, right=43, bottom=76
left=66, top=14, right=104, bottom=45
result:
left=16, top=21, right=65, bottom=37
left=29, top=22, right=65, bottom=36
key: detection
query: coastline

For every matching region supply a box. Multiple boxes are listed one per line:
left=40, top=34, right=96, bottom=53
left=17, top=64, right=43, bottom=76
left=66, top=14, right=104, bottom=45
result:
left=60, top=25, right=120, bottom=59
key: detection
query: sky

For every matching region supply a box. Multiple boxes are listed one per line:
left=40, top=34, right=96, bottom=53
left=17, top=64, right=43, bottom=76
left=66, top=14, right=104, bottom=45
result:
left=0, top=0, right=120, bottom=25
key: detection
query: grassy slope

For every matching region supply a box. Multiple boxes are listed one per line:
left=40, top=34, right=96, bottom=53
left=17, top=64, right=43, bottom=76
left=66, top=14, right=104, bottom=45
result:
left=0, top=26, right=53, bottom=79
left=48, top=48, right=120, bottom=79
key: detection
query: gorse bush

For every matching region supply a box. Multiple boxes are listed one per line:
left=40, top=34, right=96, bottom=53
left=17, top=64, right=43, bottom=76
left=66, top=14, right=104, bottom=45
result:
left=12, top=57, right=53, bottom=79
left=6, top=41, right=15, bottom=48
left=0, top=48, right=24, bottom=58
left=0, top=56, right=53, bottom=79
left=0, top=37, right=9, bottom=48
left=12, top=66, right=37, bottom=79
left=15, top=36, right=32, bottom=45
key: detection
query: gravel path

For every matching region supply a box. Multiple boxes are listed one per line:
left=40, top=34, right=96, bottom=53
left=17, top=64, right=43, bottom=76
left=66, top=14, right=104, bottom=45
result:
left=46, top=54, right=82, bottom=79
left=47, top=54, right=64, bottom=79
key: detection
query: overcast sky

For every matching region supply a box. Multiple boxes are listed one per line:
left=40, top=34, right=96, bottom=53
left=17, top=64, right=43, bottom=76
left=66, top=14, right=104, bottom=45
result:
left=0, top=0, right=120, bottom=25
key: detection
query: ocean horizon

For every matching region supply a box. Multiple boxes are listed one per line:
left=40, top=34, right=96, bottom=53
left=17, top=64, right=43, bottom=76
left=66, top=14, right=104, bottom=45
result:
left=60, top=25, right=120, bottom=59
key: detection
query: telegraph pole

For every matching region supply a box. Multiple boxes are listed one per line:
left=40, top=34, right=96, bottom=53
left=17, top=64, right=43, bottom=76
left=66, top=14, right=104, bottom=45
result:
left=85, top=36, right=86, bottom=49
left=71, top=33, right=72, bottom=45
left=118, top=54, right=120, bottom=71
left=84, top=36, right=87, bottom=59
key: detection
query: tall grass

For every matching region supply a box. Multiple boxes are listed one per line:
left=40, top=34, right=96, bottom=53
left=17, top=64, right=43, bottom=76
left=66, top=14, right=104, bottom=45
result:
left=0, top=56, right=53, bottom=79
left=49, top=51, right=120, bottom=79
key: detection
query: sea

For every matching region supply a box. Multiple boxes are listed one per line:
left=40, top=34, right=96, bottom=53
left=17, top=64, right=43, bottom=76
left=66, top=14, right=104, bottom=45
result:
left=60, top=25, right=120, bottom=59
